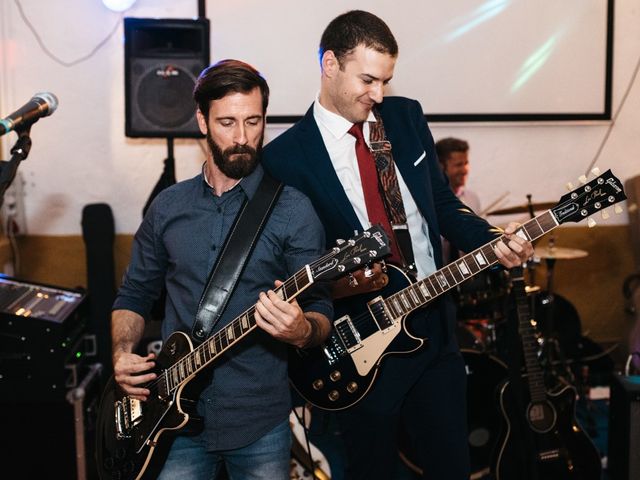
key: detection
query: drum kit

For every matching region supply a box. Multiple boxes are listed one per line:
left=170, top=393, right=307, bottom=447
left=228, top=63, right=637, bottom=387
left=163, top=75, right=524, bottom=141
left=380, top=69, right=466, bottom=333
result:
left=400, top=199, right=592, bottom=479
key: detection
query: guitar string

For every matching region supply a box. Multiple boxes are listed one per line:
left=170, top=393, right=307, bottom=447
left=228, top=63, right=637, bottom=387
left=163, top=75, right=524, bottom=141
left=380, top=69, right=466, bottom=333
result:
left=134, top=246, right=357, bottom=396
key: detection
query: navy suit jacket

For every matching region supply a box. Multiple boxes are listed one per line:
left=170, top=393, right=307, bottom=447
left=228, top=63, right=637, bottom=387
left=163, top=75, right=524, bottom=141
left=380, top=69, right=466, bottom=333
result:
left=263, top=96, right=495, bottom=266
left=263, top=96, right=498, bottom=408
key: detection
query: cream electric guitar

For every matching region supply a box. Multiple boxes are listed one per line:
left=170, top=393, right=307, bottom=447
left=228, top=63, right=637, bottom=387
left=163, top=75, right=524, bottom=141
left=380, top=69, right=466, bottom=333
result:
left=289, top=169, right=627, bottom=411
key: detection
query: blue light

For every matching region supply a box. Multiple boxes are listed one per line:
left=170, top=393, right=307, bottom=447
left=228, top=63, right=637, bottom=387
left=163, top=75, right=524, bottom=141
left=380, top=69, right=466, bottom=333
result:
left=102, top=0, right=136, bottom=12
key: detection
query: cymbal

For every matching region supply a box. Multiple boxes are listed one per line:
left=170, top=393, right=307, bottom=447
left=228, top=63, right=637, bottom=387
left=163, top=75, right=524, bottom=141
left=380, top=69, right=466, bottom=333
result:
left=534, top=245, right=588, bottom=260
left=487, top=201, right=557, bottom=216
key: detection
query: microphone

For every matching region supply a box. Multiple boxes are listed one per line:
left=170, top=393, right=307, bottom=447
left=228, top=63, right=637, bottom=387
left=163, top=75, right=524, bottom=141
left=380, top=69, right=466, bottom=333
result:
left=0, top=92, right=59, bottom=136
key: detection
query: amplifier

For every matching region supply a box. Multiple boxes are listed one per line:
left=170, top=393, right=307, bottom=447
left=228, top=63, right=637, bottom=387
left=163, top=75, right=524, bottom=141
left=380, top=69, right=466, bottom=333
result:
left=0, top=276, right=88, bottom=402
left=608, top=373, right=640, bottom=480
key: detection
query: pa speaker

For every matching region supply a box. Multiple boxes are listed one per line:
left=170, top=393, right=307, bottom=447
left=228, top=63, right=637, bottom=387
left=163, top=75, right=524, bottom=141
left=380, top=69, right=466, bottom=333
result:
left=608, top=373, right=640, bottom=480
left=124, top=17, right=210, bottom=138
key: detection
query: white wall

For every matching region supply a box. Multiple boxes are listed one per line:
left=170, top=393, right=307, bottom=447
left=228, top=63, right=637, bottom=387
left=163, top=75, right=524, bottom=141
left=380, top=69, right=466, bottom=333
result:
left=0, top=0, right=638, bottom=235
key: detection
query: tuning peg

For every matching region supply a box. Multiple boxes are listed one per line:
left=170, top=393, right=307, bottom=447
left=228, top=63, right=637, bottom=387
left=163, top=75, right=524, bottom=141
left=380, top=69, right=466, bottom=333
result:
left=566, top=182, right=574, bottom=191
left=600, top=209, right=610, bottom=220
left=364, top=265, right=374, bottom=278
left=336, top=238, right=345, bottom=245
left=578, top=175, right=588, bottom=185
left=348, top=273, right=358, bottom=288
left=591, top=167, right=601, bottom=177
left=368, top=250, right=378, bottom=258
left=615, top=205, right=623, bottom=214
left=588, top=217, right=597, bottom=228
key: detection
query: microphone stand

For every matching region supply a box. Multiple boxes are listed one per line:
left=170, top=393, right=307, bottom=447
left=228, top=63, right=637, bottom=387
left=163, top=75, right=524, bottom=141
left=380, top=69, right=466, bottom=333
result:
left=0, top=125, right=32, bottom=209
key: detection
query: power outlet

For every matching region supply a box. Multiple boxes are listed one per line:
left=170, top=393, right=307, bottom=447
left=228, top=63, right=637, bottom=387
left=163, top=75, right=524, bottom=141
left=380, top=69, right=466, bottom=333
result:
left=0, top=171, right=27, bottom=236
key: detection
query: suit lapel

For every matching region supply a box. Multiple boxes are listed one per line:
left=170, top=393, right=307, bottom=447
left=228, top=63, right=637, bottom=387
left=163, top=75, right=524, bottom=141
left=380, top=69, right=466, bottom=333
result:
left=296, top=107, right=363, bottom=234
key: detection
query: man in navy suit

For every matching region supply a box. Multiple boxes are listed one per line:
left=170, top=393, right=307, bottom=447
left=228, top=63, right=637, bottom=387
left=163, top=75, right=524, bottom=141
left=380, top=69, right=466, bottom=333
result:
left=263, top=10, right=533, bottom=479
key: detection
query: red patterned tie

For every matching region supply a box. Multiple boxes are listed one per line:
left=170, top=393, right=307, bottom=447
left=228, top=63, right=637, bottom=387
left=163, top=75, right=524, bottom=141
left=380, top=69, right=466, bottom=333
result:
left=348, top=122, right=402, bottom=264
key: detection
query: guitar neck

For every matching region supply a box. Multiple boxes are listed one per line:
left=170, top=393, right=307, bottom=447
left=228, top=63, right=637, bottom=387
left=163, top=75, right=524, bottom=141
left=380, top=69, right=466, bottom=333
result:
left=511, top=266, right=547, bottom=402
left=382, top=210, right=559, bottom=318
left=164, top=265, right=314, bottom=392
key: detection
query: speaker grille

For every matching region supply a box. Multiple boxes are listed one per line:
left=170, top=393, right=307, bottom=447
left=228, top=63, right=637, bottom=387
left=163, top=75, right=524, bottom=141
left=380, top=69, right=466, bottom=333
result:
left=124, top=18, right=209, bottom=138
left=136, top=64, right=196, bottom=129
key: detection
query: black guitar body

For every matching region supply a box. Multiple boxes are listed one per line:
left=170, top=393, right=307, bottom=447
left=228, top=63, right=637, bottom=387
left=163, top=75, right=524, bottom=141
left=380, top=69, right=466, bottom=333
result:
left=96, top=332, right=205, bottom=480
left=492, top=380, right=601, bottom=480
left=289, top=265, right=426, bottom=411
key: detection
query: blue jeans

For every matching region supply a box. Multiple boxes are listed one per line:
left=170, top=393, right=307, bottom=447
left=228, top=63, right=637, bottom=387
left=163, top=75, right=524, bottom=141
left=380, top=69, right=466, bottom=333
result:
left=157, top=419, right=292, bottom=480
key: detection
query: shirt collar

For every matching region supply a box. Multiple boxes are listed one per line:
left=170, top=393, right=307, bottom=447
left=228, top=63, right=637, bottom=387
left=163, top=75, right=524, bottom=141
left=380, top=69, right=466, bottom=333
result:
left=313, top=92, right=376, bottom=140
left=200, top=162, right=264, bottom=200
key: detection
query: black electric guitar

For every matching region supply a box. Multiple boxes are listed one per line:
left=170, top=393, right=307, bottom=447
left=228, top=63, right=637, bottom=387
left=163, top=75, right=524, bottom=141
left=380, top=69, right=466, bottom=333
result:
left=289, top=169, right=627, bottom=410
left=490, top=267, right=602, bottom=479
left=95, top=227, right=390, bottom=480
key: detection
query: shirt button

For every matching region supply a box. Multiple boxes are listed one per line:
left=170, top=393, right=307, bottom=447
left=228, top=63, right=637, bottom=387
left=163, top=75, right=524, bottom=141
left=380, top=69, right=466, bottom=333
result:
left=217, top=207, right=222, bottom=213
left=212, top=245, right=217, bottom=251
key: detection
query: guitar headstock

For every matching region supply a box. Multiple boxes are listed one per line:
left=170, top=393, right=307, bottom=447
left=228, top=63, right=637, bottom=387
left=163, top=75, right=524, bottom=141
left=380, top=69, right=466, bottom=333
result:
left=309, top=225, right=391, bottom=281
left=551, top=168, right=627, bottom=226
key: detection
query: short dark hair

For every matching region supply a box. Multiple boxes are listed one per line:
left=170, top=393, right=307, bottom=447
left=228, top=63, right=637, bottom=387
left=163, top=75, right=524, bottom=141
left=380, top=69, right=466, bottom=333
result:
left=319, top=10, right=398, bottom=66
left=435, top=137, right=469, bottom=166
left=193, top=59, right=269, bottom=119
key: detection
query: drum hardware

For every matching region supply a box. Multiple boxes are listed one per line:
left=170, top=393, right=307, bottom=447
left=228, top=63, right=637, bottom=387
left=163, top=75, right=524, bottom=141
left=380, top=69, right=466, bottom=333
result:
left=486, top=200, right=558, bottom=216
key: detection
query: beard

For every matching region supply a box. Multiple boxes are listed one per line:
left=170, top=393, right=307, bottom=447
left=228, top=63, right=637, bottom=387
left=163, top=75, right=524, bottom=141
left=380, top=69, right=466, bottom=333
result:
left=206, top=130, right=263, bottom=180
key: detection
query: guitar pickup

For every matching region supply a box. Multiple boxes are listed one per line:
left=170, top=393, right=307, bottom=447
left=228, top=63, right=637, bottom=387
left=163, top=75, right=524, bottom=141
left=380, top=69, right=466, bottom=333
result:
left=334, top=315, right=363, bottom=353
left=367, top=297, right=394, bottom=330
left=114, top=396, right=143, bottom=439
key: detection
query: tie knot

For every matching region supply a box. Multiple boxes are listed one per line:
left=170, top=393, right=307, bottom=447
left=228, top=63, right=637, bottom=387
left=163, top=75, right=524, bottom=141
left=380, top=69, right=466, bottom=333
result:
left=348, top=122, right=365, bottom=142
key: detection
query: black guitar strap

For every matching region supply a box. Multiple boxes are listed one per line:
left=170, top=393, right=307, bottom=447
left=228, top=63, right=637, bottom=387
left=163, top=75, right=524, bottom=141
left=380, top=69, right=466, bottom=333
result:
left=191, top=172, right=283, bottom=343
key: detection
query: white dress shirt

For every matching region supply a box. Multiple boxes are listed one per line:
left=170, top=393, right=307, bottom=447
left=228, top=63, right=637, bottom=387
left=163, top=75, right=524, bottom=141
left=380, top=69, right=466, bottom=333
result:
left=313, top=97, right=436, bottom=279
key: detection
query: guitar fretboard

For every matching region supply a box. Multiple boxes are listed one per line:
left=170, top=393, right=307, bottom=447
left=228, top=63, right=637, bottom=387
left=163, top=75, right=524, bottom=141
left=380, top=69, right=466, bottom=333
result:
left=163, top=266, right=314, bottom=393
left=382, top=211, right=559, bottom=318
left=511, top=267, right=547, bottom=403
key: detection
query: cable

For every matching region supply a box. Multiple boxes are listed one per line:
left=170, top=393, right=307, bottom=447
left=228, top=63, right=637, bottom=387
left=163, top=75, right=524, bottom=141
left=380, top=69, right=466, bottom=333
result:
left=13, top=0, right=123, bottom=68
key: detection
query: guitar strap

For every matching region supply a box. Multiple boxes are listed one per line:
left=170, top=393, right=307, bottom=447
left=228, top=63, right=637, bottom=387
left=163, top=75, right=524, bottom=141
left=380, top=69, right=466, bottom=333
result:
left=191, top=172, right=283, bottom=344
left=368, top=109, right=416, bottom=273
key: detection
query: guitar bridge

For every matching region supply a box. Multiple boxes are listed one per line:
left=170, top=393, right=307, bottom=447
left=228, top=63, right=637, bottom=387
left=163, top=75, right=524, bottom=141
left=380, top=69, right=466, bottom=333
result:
left=114, top=396, right=143, bottom=439
left=322, top=315, right=362, bottom=364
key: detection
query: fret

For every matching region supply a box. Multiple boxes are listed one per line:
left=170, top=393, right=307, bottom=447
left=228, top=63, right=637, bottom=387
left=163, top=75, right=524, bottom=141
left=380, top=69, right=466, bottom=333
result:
left=226, top=325, right=235, bottom=342
left=214, top=334, right=223, bottom=353
left=410, top=284, right=425, bottom=305
left=208, top=337, right=216, bottom=356
left=240, top=312, right=250, bottom=330
left=391, top=296, right=405, bottom=316
left=384, top=298, right=400, bottom=319
left=292, top=271, right=299, bottom=295
left=435, top=272, right=450, bottom=290
left=463, top=254, right=481, bottom=275
left=417, top=281, right=431, bottom=301
left=195, top=348, right=203, bottom=368
left=233, top=320, right=243, bottom=339
left=481, top=243, right=499, bottom=264
left=427, top=276, right=443, bottom=295
left=178, top=361, right=186, bottom=380
left=472, top=250, right=489, bottom=268
left=456, top=259, right=471, bottom=277
left=399, top=292, right=413, bottom=311
left=448, top=263, right=464, bottom=284
left=524, top=218, right=544, bottom=239
left=537, top=211, right=558, bottom=232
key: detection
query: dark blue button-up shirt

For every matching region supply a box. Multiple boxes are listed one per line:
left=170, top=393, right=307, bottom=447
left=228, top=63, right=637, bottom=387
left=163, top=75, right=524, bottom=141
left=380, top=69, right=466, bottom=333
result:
left=113, top=164, right=332, bottom=450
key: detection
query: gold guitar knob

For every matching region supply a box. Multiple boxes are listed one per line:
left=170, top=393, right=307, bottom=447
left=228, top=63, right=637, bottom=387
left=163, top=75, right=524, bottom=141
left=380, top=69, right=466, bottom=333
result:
left=328, top=390, right=340, bottom=401
left=312, top=379, right=324, bottom=390
left=329, top=370, right=342, bottom=382
left=346, top=382, right=358, bottom=393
